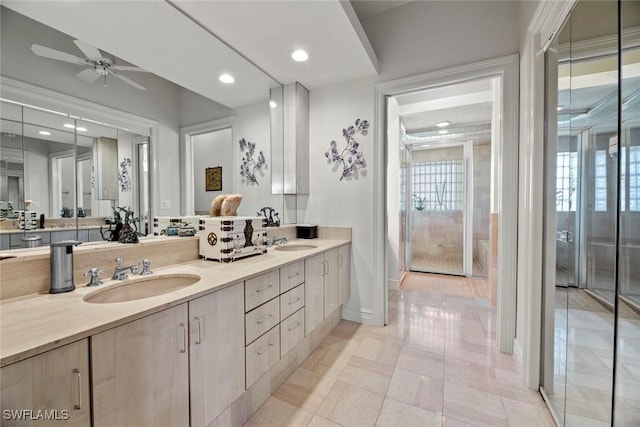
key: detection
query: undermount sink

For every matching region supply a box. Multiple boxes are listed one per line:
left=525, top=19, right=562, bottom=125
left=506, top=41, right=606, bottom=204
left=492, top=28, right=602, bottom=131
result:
left=273, top=243, right=317, bottom=252
left=83, top=274, right=200, bottom=303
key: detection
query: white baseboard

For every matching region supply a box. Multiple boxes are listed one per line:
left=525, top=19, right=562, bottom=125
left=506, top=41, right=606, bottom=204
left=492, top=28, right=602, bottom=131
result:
left=387, top=279, right=399, bottom=291
left=342, top=307, right=379, bottom=326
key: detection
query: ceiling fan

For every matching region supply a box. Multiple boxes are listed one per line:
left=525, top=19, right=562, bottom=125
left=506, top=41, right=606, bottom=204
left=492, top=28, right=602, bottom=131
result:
left=30, top=39, right=148, bottom=91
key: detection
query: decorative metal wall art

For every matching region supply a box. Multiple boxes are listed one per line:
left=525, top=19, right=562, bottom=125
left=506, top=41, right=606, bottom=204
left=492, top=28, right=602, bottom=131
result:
left=325, top=118, right=369, bottom=180
left=119, top=157, right=132, bottom=192
left=239, top=138, right=266, bottom=185
left=257, top=206, right=280, bottom=227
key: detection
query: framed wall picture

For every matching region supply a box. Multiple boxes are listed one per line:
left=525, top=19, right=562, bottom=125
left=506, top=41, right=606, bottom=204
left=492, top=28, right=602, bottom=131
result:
left=205, top=166, right=222, bottom=191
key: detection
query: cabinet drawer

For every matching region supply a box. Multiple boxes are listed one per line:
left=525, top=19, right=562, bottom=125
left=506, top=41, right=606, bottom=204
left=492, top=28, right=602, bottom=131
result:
left=246, top=326, right=280, bottom=388
left=280, top=284, right=304, bottom=321
left=280, top=308, right=305, bottom=357
left=245, top=297, right=280, bottom=345
left=245, top=270, right=280, bottom=312
left=280, top=261, right=304, bottom=293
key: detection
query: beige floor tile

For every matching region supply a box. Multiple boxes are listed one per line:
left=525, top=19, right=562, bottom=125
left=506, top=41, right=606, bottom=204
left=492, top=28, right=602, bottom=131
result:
left=317, top=380, right=385, bottom=427
left=301, top=345, right=351, bottom=378
left=330, top=320, right=371, bottom=341
left=243, top=396, right=314, bottom=427
left=396, top=347, right=445, bottom=379
left=307, top=414, right=344, bottom=427
left=273, top=367, right=339, bottom=413
left=354, top=337, right=402, bottom=366
left=442, top=382, right=508, bottom=427
left=442, top=416, right=477, bottom=426
left=386, top=367, right=443, bottom=414
left=375, top=397, right=442, bottom=427
left=403, top=328, right=446, bottom=355
left=320, top=333, right=362, bottom=356
left=501, top=397, right=556, bottom=427
left=443, top=358, right=499, bottom=394
left=338, top=356, right=394, bottom=395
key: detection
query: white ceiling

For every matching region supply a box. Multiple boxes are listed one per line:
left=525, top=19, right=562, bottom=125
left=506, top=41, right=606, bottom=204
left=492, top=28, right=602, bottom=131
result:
left=3, top=0, right=380, bottom=108
left=350, top=0, right=414, bottom=19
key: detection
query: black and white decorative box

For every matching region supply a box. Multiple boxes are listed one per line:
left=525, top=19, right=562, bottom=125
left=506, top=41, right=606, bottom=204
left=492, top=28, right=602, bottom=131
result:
left=199, top=216, right=268, bottom=262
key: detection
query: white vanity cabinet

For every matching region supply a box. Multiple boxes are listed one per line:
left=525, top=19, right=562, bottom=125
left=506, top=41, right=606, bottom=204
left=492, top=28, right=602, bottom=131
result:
left=91, top=304, right=190, bottom=427
left=305, top=248, right=342, bottom=334
left=0, top=339, right=91, bottom=427
left=189, top=282, right=245, bottom=427
left=338, top=244, right=351, bottom=306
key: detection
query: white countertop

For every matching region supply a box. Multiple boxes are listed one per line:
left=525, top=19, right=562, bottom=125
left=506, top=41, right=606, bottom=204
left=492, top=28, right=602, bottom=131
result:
left=0, top=238, right=350, bottom=367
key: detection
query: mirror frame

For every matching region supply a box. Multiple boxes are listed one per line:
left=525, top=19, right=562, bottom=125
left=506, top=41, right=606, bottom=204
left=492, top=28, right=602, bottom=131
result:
left=0, top=75, right=159, bottom=235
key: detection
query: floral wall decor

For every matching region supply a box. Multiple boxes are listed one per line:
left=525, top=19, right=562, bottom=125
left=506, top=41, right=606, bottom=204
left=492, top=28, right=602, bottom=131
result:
left=119, top=157, right=132, bottom=192
left=325, top=118, right=369, bottom=181
left=239, top=138, right=266, bottom=185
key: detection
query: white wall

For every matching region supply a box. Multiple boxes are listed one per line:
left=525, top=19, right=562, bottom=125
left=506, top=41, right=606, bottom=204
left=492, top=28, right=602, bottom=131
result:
left=386, top=97, right=401, bottom=285
left=299, top=78, right=377, bottom=324
left=192, top=128, right=233, bottom=213
left=23, top=145, right=49, bottom=216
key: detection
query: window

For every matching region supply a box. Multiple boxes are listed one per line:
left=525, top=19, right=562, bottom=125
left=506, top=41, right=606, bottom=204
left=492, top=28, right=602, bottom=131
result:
left=594, top=150, right=607, bottom=211
left=621, top=146, right=640, bottom=211
left=556, top=152, right=577, bottom=212
left=411, top=160, right=464, bottom=211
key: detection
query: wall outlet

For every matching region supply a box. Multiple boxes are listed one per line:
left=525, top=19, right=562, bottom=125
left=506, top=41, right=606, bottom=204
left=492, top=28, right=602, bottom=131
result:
left=161, top=200, right=171, bottom=209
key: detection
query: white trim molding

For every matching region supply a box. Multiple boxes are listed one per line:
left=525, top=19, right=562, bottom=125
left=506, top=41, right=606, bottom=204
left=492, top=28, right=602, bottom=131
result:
left=179, top=117, right=235, bottom=215
left=375, top=54, right=519, bottom=353
left=517, top=0, right=576, bottom=390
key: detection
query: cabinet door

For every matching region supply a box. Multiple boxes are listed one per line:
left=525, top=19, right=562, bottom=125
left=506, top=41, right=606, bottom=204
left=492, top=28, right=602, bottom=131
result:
left=338, top=244, right=351, bottom=306
left=190, top=283, right=245, bottom=427
left=92, top=304, right=189, bottom=427
left=305, top=253, right=324, bottom=335
left=1, top=339, right=90, bottom=427
left=323, top=248, right=339, bottom=318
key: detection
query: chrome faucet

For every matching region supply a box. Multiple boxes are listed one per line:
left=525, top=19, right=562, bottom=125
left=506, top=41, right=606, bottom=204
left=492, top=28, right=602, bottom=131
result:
left=112, top=257, right=139, bottom=280
left=269, top=236, right=288, bottom=246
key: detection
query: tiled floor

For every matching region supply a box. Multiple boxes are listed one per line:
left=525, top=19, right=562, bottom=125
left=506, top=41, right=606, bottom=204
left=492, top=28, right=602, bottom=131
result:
left=244, top=273, right=553, bottom=427
left=410, top=255, right=488, bottom=278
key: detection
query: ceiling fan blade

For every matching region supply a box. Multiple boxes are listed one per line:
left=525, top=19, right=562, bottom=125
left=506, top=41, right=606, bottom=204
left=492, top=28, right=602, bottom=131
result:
left=76, top=68, right=100, bottom=83
left=109, top=70, right=146, bottom=91
left=73, top=39, right=102, bottom=60
left=31, top=44, right=86, bottom=65
left=111, top=65, right=147, bottom=72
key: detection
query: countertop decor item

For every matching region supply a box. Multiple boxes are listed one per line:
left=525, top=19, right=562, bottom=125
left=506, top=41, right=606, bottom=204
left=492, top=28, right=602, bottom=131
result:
left=239, top=138, right=266, bottom=185
left=209, top=194, right=243, bottom=216
left=257, top=206, right=280, bottom=227
left=325, top=118, right=369, bottom=180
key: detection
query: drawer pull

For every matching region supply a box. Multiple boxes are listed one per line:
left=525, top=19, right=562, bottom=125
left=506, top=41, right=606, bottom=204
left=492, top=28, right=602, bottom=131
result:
left=288, top=297, right=301, bottom=305
left=73, top=368, right=82, bottom=410
left=194, top=317, right=202, bottom=345
left=179, top=323, right=187, bottom=353
left=257, top=314, right=273, bottom=324
left=288, top=322, right=301, bottom=331
left=256, top=284, right=273, bottom=293
left=287, top=272, right=301, bottom=279
left=257, top=343, right=273, bottom=355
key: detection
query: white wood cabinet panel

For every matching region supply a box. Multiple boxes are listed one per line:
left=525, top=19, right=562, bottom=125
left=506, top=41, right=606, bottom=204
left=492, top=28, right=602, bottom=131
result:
left=245, top=326, right=280, bottom=388
left=245, top=297, right=280, bottom=345
left=280, top=308, right=305, bottom=357
left=280, top=283, right=305, bottom=321
left=280, top=260, right=304, bottom=293
left=323, top=248, right=339, bottom=318
left=1, top=339, right=90, bottom=427
left=91, top=304, right=189, bottom=427
left=245, top=269, right=280, bottom=312
left=338, top=244, right=351, bottom=306
left=304, top=254, right=324, bottom=335
left=189, top=282, right=245, bottom=427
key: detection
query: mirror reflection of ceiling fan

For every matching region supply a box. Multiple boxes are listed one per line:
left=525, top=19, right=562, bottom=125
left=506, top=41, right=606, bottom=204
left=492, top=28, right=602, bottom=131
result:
left=30, top=39, right=148, bottom=90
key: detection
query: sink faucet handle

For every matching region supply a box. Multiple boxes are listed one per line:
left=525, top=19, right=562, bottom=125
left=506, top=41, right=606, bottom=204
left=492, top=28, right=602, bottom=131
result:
left=84, top=268, right=104, bottom=287
left=139, top=259, right=153, bottom=275
left=115, top=257, right=124, bottom=266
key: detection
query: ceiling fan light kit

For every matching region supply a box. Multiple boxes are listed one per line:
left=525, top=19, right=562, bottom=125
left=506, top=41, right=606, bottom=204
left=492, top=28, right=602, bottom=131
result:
left=30, top=39, right=148, bottom=90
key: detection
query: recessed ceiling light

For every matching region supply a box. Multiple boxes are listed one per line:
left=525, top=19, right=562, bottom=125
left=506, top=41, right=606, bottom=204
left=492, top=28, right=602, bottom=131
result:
left=438, top=130, right=449, bottom=135
left=219, top=74, right=235, bottom=84
left=76, top=127, right=87, bottom=132
left=290, top=49, right=309, bottom=62
left=269, top=100, right=277, bottom=109
left=436, top=121, right=451, bottom=128
left=63, top=123, right=75, bottom=129
left=38, top=130, right=51, bottom=136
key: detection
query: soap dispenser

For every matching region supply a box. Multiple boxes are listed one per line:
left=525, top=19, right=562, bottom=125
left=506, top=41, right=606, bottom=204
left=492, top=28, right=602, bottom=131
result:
left=49, top=240, right=81, bottom=294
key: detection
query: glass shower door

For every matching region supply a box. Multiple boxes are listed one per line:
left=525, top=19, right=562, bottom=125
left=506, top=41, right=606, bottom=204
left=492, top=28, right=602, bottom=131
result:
left=408, top=145, right=465, bottom=275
